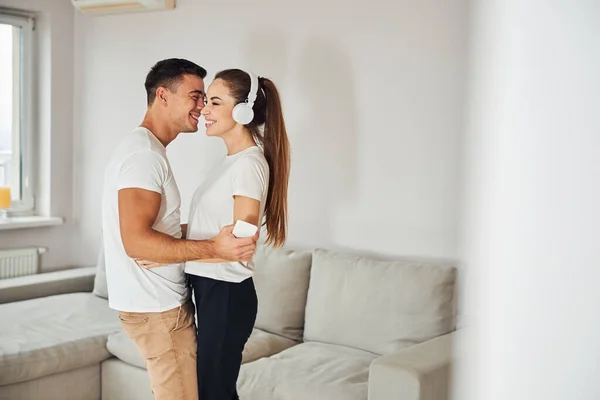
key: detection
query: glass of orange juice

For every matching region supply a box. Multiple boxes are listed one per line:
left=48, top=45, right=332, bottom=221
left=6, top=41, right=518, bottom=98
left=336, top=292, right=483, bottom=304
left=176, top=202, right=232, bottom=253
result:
left=0, top=187, right=10, bottom=220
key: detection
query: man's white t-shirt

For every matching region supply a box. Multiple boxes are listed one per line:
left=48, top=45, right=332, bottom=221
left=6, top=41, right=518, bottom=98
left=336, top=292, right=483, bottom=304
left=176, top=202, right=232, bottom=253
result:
left=102, top=127, right=188, bottom=312
left=185, top=146, right=269, bottom=282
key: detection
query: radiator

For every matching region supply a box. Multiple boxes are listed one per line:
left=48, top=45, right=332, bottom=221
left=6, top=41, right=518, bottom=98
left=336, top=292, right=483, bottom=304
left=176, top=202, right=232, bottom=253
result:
left=0, top=247, right=46, bottom=279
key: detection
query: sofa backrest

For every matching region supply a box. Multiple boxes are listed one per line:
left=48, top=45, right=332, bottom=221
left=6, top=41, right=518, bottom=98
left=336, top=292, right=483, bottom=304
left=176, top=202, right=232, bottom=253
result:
left=303, top=249, right=456, bottom=355
left=252, top=246, right=312, bottom=342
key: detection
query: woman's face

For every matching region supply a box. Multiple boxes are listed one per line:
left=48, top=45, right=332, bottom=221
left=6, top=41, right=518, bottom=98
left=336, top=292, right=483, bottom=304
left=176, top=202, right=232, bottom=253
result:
left=201, top=78, right=238, bottom=137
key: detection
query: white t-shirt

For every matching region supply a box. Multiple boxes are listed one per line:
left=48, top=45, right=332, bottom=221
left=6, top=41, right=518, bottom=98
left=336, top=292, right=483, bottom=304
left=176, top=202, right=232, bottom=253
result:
left=185, top=146, right=269, bottom=282
left=101, top=127, right=189, bottom=312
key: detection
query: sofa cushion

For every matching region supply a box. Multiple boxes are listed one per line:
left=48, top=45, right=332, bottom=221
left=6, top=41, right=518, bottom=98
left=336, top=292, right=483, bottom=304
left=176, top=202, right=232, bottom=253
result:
left=101, top=358, right=154, bottom=400
left=0, top=365, right=101, bottom=400
left=253, top=246, right=312, bottom=342
left=93, top=242, right=109, bottom=299
left=107, top=327, right=299, bottom=370
left=106, top=330, right=145, bottom=369
left=304, top=249, right=456, bottom=355
left=0, top=292, right=121, bottom=385
left=238, top=342, right=376, bottom=400
left=242, top=328, right=299, bottom=364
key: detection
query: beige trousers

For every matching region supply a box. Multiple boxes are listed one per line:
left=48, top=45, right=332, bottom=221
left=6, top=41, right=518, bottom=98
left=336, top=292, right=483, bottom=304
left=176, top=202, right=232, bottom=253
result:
left=119, top=301, right=198, bottom=400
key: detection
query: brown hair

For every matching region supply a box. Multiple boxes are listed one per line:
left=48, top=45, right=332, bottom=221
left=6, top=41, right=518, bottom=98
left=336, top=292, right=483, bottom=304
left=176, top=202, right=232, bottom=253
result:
left=215, top=69, right=290, bottom=247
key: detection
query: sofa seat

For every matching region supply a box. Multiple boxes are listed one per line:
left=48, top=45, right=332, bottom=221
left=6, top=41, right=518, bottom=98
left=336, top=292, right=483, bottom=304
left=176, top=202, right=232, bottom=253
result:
left=243, top=328, right=299, bottom=364
left=0, top=292, right=121, bottom=385
left=107, top=327, right=299, bottom=369
left=238, top=342, right=378, bottom=400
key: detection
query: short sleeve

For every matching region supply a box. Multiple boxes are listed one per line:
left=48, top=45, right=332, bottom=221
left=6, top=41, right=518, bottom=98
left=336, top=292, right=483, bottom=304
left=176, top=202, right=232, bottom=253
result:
left=117, top=150, right=167, bottom=193
left=232, top=155, right=268, bottom=201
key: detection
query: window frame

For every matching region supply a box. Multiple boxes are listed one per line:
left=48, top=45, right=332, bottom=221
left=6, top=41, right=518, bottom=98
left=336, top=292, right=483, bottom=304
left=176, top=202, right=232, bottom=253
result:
left=0, top=10, right=35, bottom=216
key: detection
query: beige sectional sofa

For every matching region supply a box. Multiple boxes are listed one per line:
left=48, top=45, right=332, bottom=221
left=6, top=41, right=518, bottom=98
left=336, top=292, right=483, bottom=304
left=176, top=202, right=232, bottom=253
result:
left=0, top=246, right=456, bottom=400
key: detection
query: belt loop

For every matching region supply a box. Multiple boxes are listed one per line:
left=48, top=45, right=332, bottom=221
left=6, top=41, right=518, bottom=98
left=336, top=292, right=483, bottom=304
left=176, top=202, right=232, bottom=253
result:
left=173, top=304, right=182, bottom=331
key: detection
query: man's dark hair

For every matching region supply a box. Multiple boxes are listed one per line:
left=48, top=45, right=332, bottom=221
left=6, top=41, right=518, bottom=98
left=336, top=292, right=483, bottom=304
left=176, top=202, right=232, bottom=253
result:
left=144, top=58, right=207, bottom=105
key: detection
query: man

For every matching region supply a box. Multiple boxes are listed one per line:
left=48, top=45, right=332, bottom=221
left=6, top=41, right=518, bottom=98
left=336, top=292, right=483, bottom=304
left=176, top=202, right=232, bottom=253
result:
left=101, top=58, right=257, bottom=400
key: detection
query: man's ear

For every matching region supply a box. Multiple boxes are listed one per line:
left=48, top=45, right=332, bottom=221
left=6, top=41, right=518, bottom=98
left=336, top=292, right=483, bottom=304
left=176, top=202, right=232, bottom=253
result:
left=156, top=87, right=169, bottom=105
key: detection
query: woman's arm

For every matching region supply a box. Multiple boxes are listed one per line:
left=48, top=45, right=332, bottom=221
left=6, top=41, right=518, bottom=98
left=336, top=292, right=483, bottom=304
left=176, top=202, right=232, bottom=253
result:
left=190, top=195, right=260, bottom=263
left=233, top=195, right=261, bottom=228
left=181, top=224, right=188, bottom=239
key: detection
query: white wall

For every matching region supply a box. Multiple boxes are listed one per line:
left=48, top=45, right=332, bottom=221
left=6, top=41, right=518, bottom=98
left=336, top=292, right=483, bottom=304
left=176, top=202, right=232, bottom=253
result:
left=453, top=1, right=600, bottom=399
left=72, top=0, right=469, bottom=265
left=0, top=0, right=76, bottom=270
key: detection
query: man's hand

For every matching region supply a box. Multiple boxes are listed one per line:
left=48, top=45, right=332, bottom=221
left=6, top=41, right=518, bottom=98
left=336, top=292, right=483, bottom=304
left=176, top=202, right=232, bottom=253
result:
left=212, top=224, right=258, bottom=262
left=134, top=259, right=166, bottom=269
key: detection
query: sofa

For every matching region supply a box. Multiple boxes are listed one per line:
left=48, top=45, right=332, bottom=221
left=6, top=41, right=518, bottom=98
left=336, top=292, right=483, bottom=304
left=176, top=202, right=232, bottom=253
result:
left=0, top=245, right=457, bottom=400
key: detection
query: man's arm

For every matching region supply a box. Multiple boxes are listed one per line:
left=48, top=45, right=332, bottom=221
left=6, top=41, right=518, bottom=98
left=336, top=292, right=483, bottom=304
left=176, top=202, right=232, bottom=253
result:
left=119, top=188, right=255, bottom=263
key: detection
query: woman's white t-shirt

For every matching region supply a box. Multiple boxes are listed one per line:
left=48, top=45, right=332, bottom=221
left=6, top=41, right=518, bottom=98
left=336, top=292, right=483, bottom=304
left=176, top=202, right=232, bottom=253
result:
left=185, top=146, right=269, bottom=282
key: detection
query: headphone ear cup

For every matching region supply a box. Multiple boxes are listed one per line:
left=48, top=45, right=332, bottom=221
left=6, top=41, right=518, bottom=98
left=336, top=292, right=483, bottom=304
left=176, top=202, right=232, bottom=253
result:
left=232, top=103, right=254, bottom=125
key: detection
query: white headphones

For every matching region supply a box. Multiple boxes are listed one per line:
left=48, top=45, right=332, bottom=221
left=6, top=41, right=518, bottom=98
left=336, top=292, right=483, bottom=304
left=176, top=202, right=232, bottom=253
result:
left=232, top=71, right=259, bottom=125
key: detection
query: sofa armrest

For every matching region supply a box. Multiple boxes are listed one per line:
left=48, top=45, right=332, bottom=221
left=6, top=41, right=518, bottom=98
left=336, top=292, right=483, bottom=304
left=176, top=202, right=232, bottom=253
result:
left=0, top=266, right=96, bottom=304
left=368, top=331, right=455, bottom=400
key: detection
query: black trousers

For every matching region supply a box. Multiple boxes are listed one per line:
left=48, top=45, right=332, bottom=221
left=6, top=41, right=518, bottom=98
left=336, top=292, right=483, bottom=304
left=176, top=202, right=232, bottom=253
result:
left=188, top=274, right=258, bottom=400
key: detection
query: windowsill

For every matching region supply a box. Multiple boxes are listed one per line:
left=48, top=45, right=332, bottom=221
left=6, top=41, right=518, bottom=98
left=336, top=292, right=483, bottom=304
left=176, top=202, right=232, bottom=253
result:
left=0, top=216, right=64, bottom=231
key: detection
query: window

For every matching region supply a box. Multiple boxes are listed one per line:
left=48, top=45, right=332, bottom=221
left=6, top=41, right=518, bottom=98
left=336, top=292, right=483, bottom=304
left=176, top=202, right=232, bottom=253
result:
left=0, top=10, right=35, bottom=215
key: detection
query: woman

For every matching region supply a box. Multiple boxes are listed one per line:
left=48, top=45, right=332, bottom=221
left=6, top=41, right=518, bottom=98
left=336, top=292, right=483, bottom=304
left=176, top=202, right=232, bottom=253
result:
left=184, top=69, right=290, bottom=399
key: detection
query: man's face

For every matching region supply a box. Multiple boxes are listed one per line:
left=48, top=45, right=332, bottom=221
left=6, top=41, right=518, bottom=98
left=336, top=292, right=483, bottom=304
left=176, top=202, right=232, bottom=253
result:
left=167, top=74, right=205, bottom=133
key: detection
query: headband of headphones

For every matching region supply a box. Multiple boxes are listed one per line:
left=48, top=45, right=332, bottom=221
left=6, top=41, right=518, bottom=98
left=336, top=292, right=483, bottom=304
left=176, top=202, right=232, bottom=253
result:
left=245, top=71, right=259, bottom=107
